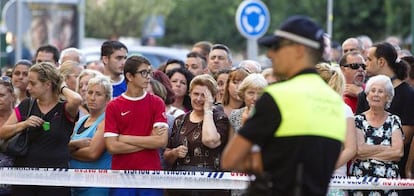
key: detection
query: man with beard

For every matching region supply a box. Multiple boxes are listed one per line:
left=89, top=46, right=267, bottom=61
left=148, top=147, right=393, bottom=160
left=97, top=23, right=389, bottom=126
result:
left=339, top=51, right=366, bottom=113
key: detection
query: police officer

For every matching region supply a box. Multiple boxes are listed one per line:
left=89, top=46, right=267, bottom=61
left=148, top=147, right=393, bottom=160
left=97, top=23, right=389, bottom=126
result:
left=221, top=15, right=346, bottom=196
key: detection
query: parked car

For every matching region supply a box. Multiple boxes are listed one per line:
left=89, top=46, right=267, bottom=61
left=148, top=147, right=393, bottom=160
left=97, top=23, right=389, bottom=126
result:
left=82, top=46, right=189, bottom=69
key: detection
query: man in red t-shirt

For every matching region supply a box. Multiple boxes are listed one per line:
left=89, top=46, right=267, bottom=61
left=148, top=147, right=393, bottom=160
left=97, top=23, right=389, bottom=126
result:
left=104, top=55, right=168, bottom=196
left=339, top=51, right=366, bottom=113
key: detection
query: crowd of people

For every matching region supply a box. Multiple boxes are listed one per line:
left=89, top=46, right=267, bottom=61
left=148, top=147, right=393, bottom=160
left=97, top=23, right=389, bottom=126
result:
left=1, top=14, right=414, bottom=196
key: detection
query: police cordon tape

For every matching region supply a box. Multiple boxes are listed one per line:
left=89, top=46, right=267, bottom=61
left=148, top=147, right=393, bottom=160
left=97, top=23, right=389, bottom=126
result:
left=0, top=167, right=248, bottom=189
left=1, top=167, right=414, bottom=190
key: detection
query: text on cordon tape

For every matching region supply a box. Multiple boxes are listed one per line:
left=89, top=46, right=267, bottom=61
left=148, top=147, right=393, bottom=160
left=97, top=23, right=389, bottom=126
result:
left=1, top=168, right=414, bottom=190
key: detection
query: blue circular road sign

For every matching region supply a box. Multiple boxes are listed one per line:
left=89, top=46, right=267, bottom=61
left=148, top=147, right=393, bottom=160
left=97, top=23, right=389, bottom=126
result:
left=235, top=0, right=270, bottom=39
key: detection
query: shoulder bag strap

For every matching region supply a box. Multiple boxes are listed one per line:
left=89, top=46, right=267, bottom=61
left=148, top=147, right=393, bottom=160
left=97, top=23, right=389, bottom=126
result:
left=26, top=98, right=35, bottom=119
left=23, top=98, right=35, bottom=134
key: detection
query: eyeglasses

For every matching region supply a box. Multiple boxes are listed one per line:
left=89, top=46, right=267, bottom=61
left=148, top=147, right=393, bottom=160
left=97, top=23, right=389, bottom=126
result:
left=136, top=69, right=152, bottom=78
left=0, top=76, right=11, bottom=83
left=341, top=63, right=366, bottom=70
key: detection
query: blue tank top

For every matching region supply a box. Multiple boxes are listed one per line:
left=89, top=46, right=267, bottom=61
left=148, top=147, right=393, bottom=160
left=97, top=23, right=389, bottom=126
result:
left=69, top=113, right=111, bottom=169
left=70, top=113, right=111, bottom=196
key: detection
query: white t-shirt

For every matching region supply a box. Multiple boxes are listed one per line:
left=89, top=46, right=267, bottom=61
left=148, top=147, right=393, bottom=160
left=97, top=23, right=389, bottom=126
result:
left=167, top=106, right=185, bottom=118
left=332, top=104, right=354, bottom=176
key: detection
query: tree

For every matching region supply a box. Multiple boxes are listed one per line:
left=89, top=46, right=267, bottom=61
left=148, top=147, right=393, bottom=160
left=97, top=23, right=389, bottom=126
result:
left=160, top=0, right=244, bottom=50
left=85, top=0, right=176, bottom=39
left=328, top=0, right=411, bottom=44
left=85, top=0, right=413, bottom=52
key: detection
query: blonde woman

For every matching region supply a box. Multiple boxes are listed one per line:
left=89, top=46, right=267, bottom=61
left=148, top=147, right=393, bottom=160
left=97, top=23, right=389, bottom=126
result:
left=59, top=60, right=84, bottom=91
left=228, top=73, right=268, bottom=196
left=316, top=63, right=356, bottom=169
left=229, top=73, right=268, bottom=137
left=316, top=62, right=356, bottom=196
left=261, top=68, right=277, bottom=84
left=229, top=74, right=268, bottom=170
left=0, top=62, right=82, bottom=195
left=76, top=69, right=103, bottom=117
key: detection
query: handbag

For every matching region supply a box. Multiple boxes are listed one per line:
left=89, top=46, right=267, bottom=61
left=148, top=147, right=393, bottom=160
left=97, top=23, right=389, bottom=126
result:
left=0, top=98, right=35, bottom=156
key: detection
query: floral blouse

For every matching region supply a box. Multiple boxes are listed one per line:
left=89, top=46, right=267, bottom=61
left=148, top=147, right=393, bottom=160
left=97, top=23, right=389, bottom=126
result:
left=350, top=113, right=403, bottom=196
left=167, top=107, right=230, bottom=171
left=229, top=107, right=245, bottom=132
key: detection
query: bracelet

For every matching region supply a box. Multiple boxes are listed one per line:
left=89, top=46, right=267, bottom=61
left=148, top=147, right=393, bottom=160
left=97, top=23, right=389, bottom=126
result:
left=60, top=86, right=67, bottom=94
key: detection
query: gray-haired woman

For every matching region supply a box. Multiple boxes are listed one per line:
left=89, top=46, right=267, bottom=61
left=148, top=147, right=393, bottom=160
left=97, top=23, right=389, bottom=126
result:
left=70, top=75, right=112, bottom=196
left=351, top=75, right=404, bottom=196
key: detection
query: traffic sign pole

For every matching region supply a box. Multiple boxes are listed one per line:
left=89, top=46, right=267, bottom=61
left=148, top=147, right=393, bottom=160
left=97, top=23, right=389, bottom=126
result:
left=16, top=0, right=23, bottom=64
left=247, top=39, right=258, bottom=60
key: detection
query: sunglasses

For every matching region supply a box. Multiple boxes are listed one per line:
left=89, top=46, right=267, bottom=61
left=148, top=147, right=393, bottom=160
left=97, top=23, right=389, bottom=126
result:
left=0, top=76, right=13, bottom=92
left=270, top=40, right=297, bottom=51
left=341, top=63, right=366, bottom=70
left=231, top=66, right=251, bottom=74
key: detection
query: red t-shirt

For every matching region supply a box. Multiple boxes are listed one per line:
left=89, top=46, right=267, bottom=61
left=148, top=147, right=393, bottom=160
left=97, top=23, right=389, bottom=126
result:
left=344, top=95, right=357, bottom=114
left=105, top=92, right=167, bottom=170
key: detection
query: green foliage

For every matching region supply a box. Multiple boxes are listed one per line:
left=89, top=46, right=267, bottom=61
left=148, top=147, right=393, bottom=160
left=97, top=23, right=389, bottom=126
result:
left=160, top=0, right=244, bottom=50
left=333, top=1, right=384, bottom=43
left=85, top=0, right=176, bottom=39
left=85, top=0, right=413, bottom=51
left=329, top=0, right=411, bottom=44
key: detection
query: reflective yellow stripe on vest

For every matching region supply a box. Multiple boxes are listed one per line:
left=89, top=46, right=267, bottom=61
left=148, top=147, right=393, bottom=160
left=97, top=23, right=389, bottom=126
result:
left=266, top=74, right=346, bottom=142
